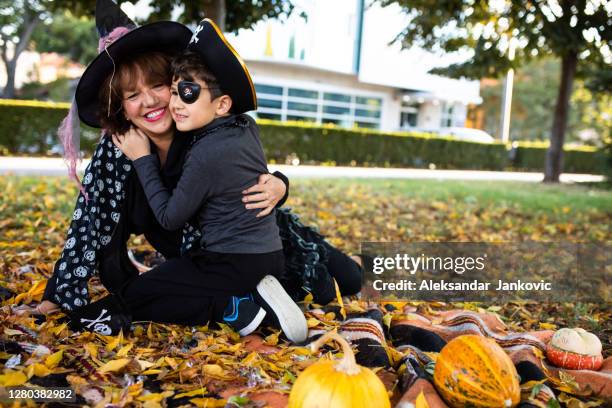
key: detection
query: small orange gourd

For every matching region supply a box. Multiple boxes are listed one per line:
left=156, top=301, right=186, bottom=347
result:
left=433, top=334, right=520, bottom=408
left=288, top=330, right=391, bottom=408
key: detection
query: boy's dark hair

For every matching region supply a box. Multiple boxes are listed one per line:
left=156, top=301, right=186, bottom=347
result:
left=171, top=50, right=225, bottom=101
left=98, top=51, right=173, bottom=134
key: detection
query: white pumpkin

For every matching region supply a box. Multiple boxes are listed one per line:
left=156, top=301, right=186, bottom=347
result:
left=550, top=328, right=602, bottom=356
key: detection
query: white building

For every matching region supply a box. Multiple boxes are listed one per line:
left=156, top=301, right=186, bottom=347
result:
left=227, top=0, right=481, bottom=132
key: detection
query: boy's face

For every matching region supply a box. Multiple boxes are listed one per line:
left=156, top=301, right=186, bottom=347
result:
left=170, top=77, right=231, bottom=131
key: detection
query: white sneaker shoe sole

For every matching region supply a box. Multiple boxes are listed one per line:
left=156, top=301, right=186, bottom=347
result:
left=256, top=275, right=308, bottom=343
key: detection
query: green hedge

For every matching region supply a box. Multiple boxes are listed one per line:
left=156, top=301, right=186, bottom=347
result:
left=511, top=144, right=606, bottom=174
left=0, top=99, right=607, bottom=175
left=0, top=99, right=100, bottom=155
left=258, top=120, right=508, bottom=170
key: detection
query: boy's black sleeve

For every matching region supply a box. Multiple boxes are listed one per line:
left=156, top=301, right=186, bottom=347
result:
left=272, top=170, right=289, bottom=208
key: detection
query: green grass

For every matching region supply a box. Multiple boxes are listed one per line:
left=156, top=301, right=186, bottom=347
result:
left=293, top=178, right=612, bottom=216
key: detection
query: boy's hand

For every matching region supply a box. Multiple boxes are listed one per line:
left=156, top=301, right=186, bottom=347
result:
left=112, top=128, right=151, bottom=161
left=242, top=173, right=286, bottom=217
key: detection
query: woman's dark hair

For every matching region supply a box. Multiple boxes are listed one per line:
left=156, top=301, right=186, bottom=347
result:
left=98, top=51, right=173, bottom=134
left=171, top=50, right=225, bottom=101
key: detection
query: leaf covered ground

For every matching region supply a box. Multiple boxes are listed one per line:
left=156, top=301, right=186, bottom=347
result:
left=0, top=176, right=610, bottom=407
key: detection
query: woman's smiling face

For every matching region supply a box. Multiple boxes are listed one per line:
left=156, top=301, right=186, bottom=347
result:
left=121, top=74, right=173, bottom=139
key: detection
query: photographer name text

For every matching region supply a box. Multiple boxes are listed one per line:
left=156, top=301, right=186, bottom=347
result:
left=371, top=279, right=552, bottom=291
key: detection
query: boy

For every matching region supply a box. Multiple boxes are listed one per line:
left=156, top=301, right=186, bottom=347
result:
left=114, top=19, right=307, bottom=342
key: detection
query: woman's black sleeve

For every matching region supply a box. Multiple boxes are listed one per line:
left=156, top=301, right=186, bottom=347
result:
left=272, top=170, right=289, bottom=208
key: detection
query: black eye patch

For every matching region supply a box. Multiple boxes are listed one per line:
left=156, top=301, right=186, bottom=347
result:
left=177, top=80, right=201, bottom=104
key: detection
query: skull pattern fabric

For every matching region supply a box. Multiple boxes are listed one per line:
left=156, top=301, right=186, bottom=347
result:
left=48, top=134, right=200, bottom=310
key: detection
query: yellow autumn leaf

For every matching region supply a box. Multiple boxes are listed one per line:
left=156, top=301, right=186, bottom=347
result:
left=174, top=388, right=207, bottom=398
left=415, top=391, right=430, bottom=408
left=26, top=363, right=52, bottom=378
left=242, top=352, right=259, bottom=365
left=136, top=390, right=174, bottom=402
left=202, top=364, right=235, bottom=380
left=116, top=343, right=133, bottom=358
left=333, top=279, right=346, bottom=320
left=164, top=357, right=178, bottom=370
left=189, top=397, right=227, bottom=407
left=264, top=331, right=280, bottom=346
left=141, top=369, right=163, bottom=375
left=539, top=322, right=557, bottom=330
left=126, top=382, right=144, bottom=398
left=83, top=343, right=98, bottom=359
left=303, top=292, right=314, bottom=305
left=105, top=330, right=123, bottom=351
left=137, top=360, right=155, bottom=369
left=98, top=358, right=130, bottom=373
left=558, top=392, right=603, bottom=408
left=0, top=370, right=28, bottom=386
left=50, top=322, right=69, bottom=336
left=147, top=323, right=155, bottom=340
left=12, top=279, right=47, bottom=304
left=45, top=350, right=63, bottom=368
left=306, top=317, right=321, bottom=328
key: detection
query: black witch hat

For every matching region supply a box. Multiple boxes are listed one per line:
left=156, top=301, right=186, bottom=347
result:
left=58, top=0, right=191, bottom=188
left=75, top=0, right=191, bottom=127
left=75, top=0, right=191, bottom=128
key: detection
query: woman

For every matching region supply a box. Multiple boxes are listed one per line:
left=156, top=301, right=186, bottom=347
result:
left=31, top=1, right=362, bottom=328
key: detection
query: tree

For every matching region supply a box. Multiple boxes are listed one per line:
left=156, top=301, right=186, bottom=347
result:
left=31, top=11, right=98, bottom=65
left=379, top=0, right=611, bottom=182
left=50, top=0, right=295, bottom=32
left=0, top=0, right=52, bottom=98
left=480, top=57, right=611, bottom=145
left=2, top=0, right=294, bottom=99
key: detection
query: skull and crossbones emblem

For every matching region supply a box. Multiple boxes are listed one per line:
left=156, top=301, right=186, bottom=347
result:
left=190, top=24, right=203, bottom=44
left=80, top=308, right=112, bottom=335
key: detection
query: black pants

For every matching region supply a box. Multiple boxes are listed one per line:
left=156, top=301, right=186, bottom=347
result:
left=325, top=243, right=363, bottom=296
left=118, top=250, right=284, bottom=325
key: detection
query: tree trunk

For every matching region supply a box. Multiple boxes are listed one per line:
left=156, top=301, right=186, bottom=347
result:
left=1, top=14, right=39, bottom=99
left=543, top=51, right=577, bottom=182
left=2, top=59, right=17, bottom=98
left=203, top=0, right=226, bottom=31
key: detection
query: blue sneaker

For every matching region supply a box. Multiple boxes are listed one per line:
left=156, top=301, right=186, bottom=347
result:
left=223, top=295, right=267, bottom=336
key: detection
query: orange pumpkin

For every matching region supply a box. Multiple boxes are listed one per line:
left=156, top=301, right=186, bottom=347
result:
left=433, top=334, right=520, bottom=408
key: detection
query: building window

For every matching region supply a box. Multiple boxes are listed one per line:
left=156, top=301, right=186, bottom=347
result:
left=400, top=101, right=419, bottom=129
left=288, top=88, right=318, bottom=99
left=356, top=96, right=382, bottom=107
left=355, top=108, right=381, bottom=119
left=324, top=92, right=351, bottom=103
left=258, top=99, right=282, bottom=109
left=440, top=103, right=454, bottom=128
left=256, top=84, right=283, bottom=96
left=287, top=101, right=317, bottom=112
left=323, top=105, right=350, bottom=115
left=254, top=82, right=382, bottom=129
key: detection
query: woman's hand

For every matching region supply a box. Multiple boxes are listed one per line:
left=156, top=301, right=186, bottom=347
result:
left=112, top=127, right=151, bottom=161
left=242, top=173, right=286, bottom=217
left=13, top=300, right=60, bottom=316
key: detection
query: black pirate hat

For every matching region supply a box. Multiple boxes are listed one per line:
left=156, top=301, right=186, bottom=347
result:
left=75, top=0, right=192, bottom=128
left=186, top=19, right=257, bottom=114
